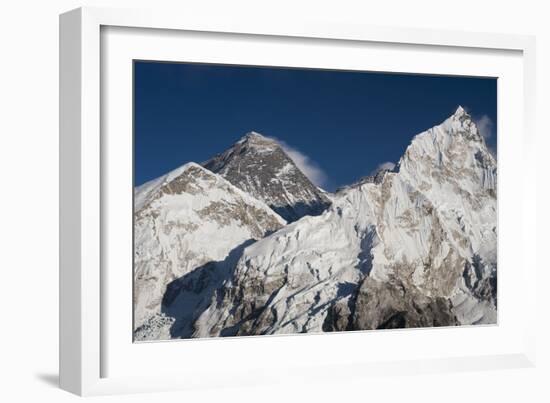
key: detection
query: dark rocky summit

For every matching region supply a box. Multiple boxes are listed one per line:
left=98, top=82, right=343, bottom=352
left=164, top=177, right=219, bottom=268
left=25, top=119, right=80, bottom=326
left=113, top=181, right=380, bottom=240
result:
left=203, top=132, right=331, bottom=222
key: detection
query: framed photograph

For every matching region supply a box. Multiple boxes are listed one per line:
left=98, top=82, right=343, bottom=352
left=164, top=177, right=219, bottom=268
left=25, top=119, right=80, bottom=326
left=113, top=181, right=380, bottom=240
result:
left=60, top=7, right=537, bottom=396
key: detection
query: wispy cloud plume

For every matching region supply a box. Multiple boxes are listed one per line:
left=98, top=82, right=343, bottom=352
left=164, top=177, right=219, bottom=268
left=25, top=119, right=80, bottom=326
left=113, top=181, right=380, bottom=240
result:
left=471, top=114, right=496, bottom=158
left=474, top=115, right=494, bottom=140
left=268, top=137, right=329, bottom=188
left=370, top=161, right=395, bottom=175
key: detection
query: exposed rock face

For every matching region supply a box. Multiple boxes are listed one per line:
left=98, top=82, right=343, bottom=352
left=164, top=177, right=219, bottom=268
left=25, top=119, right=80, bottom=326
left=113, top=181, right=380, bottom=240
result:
left=203, top=132, right=331, bottom=222
left=192, top=107, right=497, bottom=337
left=133, top=163, right=285, bottom=340
left=351, top=277, right=458, bottom=330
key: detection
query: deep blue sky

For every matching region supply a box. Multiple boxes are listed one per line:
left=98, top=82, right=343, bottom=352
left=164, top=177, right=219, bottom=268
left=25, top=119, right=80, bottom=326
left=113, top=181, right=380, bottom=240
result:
left=134, top=61, right=497, bottom=191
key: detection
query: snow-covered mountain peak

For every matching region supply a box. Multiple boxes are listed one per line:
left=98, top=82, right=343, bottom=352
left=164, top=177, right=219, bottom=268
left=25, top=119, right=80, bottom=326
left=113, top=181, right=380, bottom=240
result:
left=203, top=132, right=331, bottom=222
left=239, top=131, right=271, bottom=142
left=454, top=105, right=467, bottom=117
left=135, top=162, right=222, bottom=212
left=398, top=108, right=493, bottom=175
left=162, top=162, right=210, bottom=185
left=442, top=106, right=482, bottom=141
left=234, top=131, right=280, bottom=151
left=133, top=160, right=287, bottom=339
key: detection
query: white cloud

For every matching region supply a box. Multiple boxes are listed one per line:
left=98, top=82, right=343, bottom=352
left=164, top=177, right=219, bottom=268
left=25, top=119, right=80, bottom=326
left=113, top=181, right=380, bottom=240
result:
left=474, top=114, right=494, bottom=140
left=268, top=137, right=328, bottom=188
left=371, top=161, right=395, bottom=175
left=487, top=144, right=497, bottom=159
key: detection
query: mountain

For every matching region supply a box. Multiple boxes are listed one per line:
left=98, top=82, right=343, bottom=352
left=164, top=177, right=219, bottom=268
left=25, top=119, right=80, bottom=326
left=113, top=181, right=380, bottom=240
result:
left=203, top=131, right=331, bottom=222
left=133, top=162, right=286, bottom=340
left=335, top=168, right=393, bottom=193
left=192, top=106, right=497, bottom=337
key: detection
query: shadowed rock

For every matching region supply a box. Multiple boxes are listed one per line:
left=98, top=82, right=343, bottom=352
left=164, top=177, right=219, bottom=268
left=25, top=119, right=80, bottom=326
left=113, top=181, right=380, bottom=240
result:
left=203, top=132, right=331, bottom=222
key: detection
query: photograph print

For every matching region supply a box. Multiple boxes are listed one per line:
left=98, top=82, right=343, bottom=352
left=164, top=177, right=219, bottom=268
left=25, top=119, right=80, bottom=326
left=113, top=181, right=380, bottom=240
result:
left=133, top=62, right=497, bottom=341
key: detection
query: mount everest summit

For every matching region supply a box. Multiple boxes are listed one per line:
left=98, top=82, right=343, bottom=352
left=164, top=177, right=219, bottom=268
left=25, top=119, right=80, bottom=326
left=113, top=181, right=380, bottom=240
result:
left=134, top=106, right=497, bottom=341
left=203, top=131, right=331, bottom=222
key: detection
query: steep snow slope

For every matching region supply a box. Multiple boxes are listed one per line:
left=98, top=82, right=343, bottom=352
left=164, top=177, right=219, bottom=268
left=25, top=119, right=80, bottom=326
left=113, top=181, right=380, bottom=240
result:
left=133, top=163, right=285, bottom=340
left=203, top=132, right=331, bottom=222
left=193, top=107, right=497, bottom=337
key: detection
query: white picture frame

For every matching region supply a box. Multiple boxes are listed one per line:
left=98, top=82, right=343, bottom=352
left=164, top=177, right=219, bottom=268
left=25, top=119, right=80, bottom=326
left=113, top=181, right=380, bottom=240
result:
left=59, top=6, right=537, bottom=396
